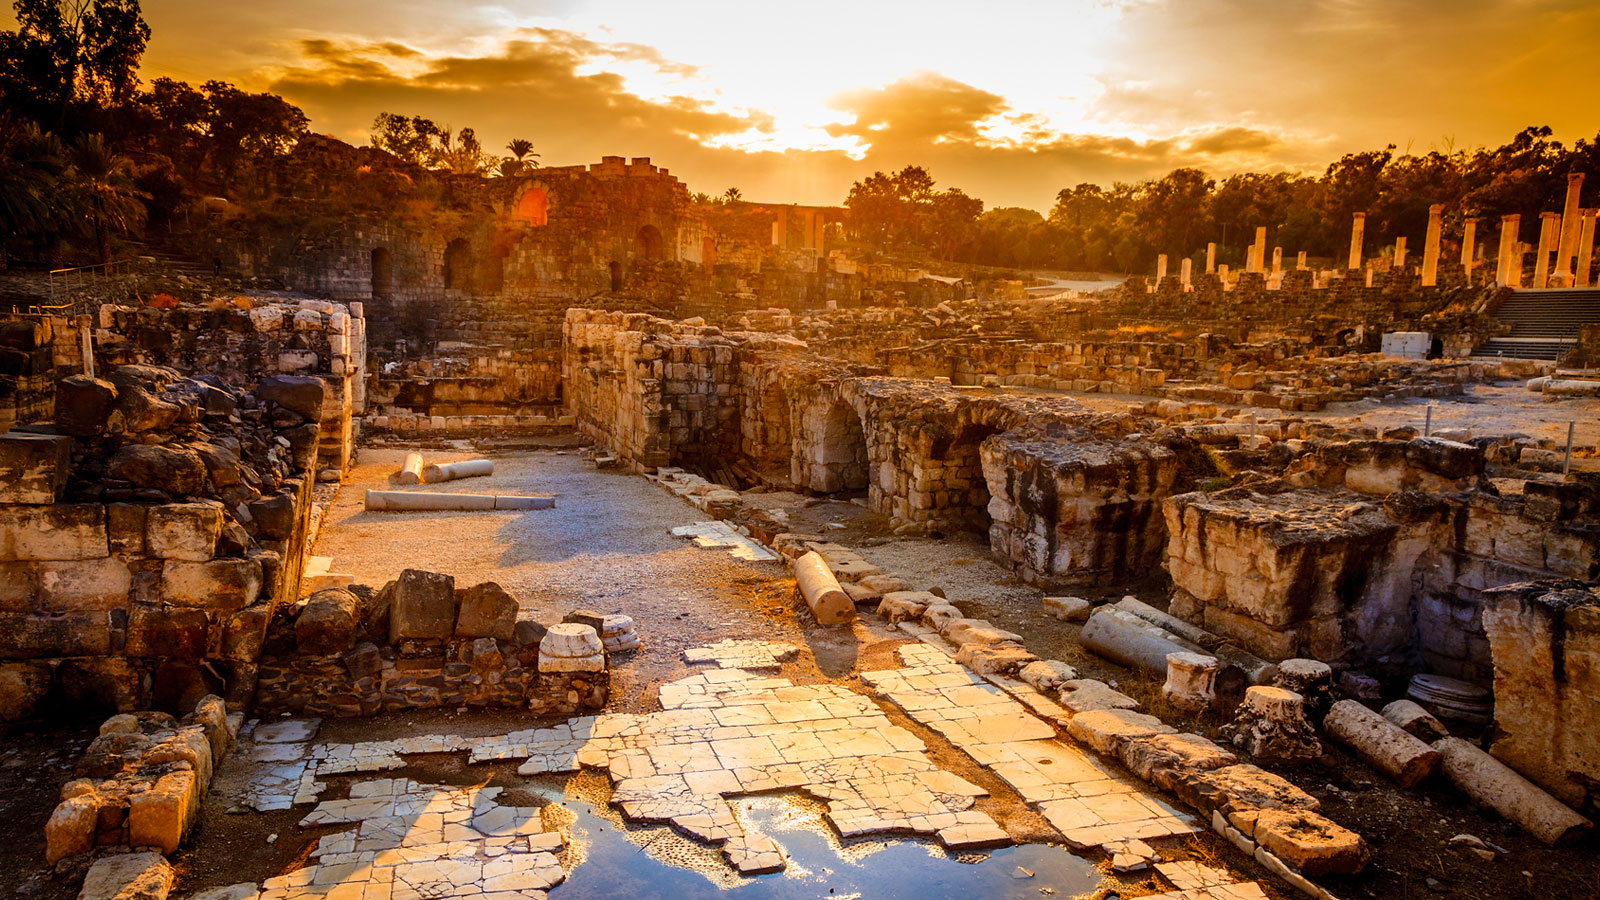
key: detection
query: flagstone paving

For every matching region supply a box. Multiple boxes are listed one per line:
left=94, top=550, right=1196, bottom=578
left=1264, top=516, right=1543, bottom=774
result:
left=681, top=639, right=801, bottom=671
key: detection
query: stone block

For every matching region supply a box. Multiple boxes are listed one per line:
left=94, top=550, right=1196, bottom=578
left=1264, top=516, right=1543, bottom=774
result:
left=107, top=445, right=206, bottom=496
left=1042, top=596, right=1092, bottom=622
left=389, top=569, right=456, bottom=641
left=219, top=604, right=270, bottom=661
left=55, top=657, right=144, bottom=712
left=161, top=558, right=262, bottom=610
left=1065, top=708, right=1176, bottom=755
left=0, top=431, right=71, bottom=503
left=1252, top=808, right=1368, bottom=876
left=0, top=611, right=111, bottom=658
left=0, top=661, right=50, bottom=720
left=108, top=503, right=148, bottom=555
left=0, top=504, right=108, bottom=561
left=126, top=604, right=209, bottom=657
left=78, top=851, right=174, bottom=900
left=37, top=558, right=132, bottom=610
left=296, top=588, right=360, bottom=654
left=456, top=582, right=518, bottom=640
left=0, top=561, right=35, bottom=609
left=258, top=375, right=326, bottom=421
left=55, top=375, right=118, bottom=436
left=45, top=792, right=98, bottom=863
left=146, top=503, right=223, bottom=560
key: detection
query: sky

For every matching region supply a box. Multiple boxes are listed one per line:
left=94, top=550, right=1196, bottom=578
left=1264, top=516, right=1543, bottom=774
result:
left=129, top=0, right=1600, bottom=211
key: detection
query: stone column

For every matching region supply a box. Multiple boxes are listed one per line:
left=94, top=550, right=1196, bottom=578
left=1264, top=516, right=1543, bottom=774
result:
left=1556, top=172, right=1585, bottom=280
left=1497, top=214, right=1520, bottom=286
left=1156, top=253, right=1168, bottom=282
left=1461, top=217, right=1478, bottom=279
left=771, top=209, right=787, bottom=247
left=1251, top=226, right=1267, bottom=273
left=1163, top=652, right=1218, bottom=712
left=1296, top=251, right=1307, bottom=270
left=1394, top=236, right=1408, bottom=269
left=1349, top=213, right=1365, bottom=270
left=1271, top=246, right=1283, bottom=276
left=1218, top=264, right=1230, bottom=288
left=1421, top=203, right=1443, bottom=286
left=1180, top=257, right=1193, bottom=289
left=1534, top=211, right=1559, bottom=288
left=1205, top=242, right=1216, bottom=274
left=1578, top=209, right=1597, bottom=288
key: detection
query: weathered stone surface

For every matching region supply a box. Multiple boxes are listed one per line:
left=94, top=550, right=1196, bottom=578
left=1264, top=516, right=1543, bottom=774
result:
left=389, top=569, right=457, bottom=641
left=455, top=582, right=518, bottom=640
left=0, top=661, right=50, bottom=719
left=1434, top=735, right=1593, bottom=845
left=0, top=611, right=111, bottom=658
left=258, top=375, right=327, bottom=421
left=162, top=558, right=262, bottom=610
left=145, top=503, right=223, bottom=561
left=943, top=618, right=1023, bottom=647
left=37, top=558, right=132, bottom=610
left=45, top=791, right=97, bottom=863
left=1080, top=606, right=1202, bottom=672
left=1042, top=595, right=1092, bottom=622
left=1120, top=732, right=1237, bottom=791
left=55, top=375, right=118, bottom=436
left=0, top=431, right=72, bottom=504
left=876, top=590, right=935, bottom=623
left=0, top=504, right=108, bottom=560
left=540, top=623, right=603, bottom=658
left=78, top=851, right=173, bottom=900
left=297, top=588, right=361, bottom=654
left=1226, top=686, right=1322, bottom=762
left=953, top=642, right=1035, bottom=675
left=1252, top=808, right=1368, bottom=876
left=128, top=768, right=197, bottom=853
left=246, top=492, right=297, bottom=540
left=1057, top=679, right=1140, bottom=713
left=1380, top=699, right=1449, bottom=742
left=1324, top=699, right=1440, bottom=787
left=1018, top=660, right=1077, bottom=693
left=1065, top=708, right=1176, bottom=755
left=107, top=445, right=206, bottom=496
left=126, top=605, right=208, bottom=657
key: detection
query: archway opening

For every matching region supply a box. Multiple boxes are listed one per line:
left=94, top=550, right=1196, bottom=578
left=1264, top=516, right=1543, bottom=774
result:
left=817, top=401, right=868, bottom=494
left=702, top=236, right=717, bottom=274
left=371, top=247, right=392, bottom=298
left=608, top=260, right=623, bottom=292
left=443, top=238, right=471, bottom=290
left=935, top=423, right=1003, bottom=536
left=635, top=224, right=664, bottom=261
left=515, top=187, right=548, bottom=226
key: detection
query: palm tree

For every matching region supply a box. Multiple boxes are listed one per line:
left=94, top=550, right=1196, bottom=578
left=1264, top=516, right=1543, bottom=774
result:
left=66, top=134, right=148, bottom=266
left=723, top=187, right=742, bottom=203
left=0, top=117, right=69, bottom=271
left=506, top=138, right=540, bottom=170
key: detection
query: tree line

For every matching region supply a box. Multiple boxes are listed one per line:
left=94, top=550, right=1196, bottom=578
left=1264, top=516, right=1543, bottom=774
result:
left=846, top=128, right=1600, bottom=275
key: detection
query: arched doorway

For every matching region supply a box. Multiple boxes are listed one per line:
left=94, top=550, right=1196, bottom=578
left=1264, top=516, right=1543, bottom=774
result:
left=443, top=238, right=471, bottom=290
left=816, top=401, right=868, bottom=493
left=515, top=187, right=548, bottom=226
left=935, top=423, right=1003, bottom=536
left=608, top=261, right=623, bottom=292
left=635, top=224, right=664, bottom=261
left=370, top=248, right=392, bottom=298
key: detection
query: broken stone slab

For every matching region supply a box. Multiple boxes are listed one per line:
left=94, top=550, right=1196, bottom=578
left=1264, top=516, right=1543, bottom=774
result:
left=1251, top=808, right=1369, bottom=876
left=1080, top=606, right=1206, bottom=673
left=876, top=590, right=936, bottom=623
left=1433, top=736, right=1594, bottom=845
left=1380, top=699, right=1449, bottom=743
left=0, top=431, right=72, bottom=504
left=1163, top=652, right=1219, bottom=712
left=78, top=851, right=173, bottom=900
left=921, top=602, right=963, bottom=631
left=1121, top=732, right=1237, bottom=791
left=1058, top=679, right=1140, bottom=714
left=423, top=459, right=494, bottom=482
left=1042, top=596, right=1092, bottom=622
left=954, top=642, right=1036, bottom=675
left=942, top=618, right=1023, bottom=647
left=1324, top=699, right=1440, bottom=787
left=1018, top=660, right=1078, bottom=693
left=793, top=550, right=854, bottom=625
left=1116, top=596, right=1222, bottom=649
left=364, top=490, right=555, bottom=511
left=1065, top=708, right=1177, bottom=756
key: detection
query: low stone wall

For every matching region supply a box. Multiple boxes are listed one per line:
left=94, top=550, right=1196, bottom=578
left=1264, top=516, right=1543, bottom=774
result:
left=253, top=572, right=609, bottom=717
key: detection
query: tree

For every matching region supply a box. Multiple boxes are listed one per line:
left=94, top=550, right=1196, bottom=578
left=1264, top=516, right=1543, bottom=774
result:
left=0, top=115, right=68, bottom=269
left=64, top=131, right=145, bottom=264
left=722, top=186, right=742, bottom=203
left=498, top=138, right=539, bottom=176
left=0, top=0, right=151, bottom=128
left=203, top=80, right=306, bottom=186
left=1136, top=168, right=1213, bottom=259
left=369, top=113, right=441, bottom=167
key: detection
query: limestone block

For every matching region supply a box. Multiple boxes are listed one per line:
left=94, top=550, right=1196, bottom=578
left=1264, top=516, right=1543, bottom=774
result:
left=1252, top=808, right=1368, bottom=876
left=876, top=590, right=934, bottom=622
left=1120, top=732, right=1237, bottom=791
left=55, top=376, right=118, bottom=436
left=37, top=558, right=132, bottom=610
left=954, top=642, right=1035, bottom=675
left=1042, top=596, right=1091, bottom=622
left=1058, top=679, right=1140, bottom=713
left=188, top=694, right=230, bottom=763
left=257, top=375, right=326, bottom=421
left=129, top=768, right=197, bottom=854
left=78, top=851, right=173, bottom=900
left=106, top=445, right=206, bottom=496
left=456, top=582, right=518, bottom=640
left=1324, top=700, right=1440, bottom=787
left=942, top=618, right=1023, bottom=647
left=0, top=431, right=71, bottom=504
left=0, top=504, right=108, bottom=561
left=1065, top=708, right=1176, bottom=755
left=1434, top=736, right=1593, bottom=845
left=1018, top=659, right=1078, bottom=693
left=107, top=503, right=147, bottom=555
left=1163, top=652, right=1219, bottom=712
left=46, top=792, right=98, bottom=862
left=145, top=503, right=222, bottom=561
left=296, top=588, right=360, bottom=654
left=161, top=558, right=262, bottom=610
left=389, top=568, right=456, bottom=641
left=0, top=610, right=111, bottom=657
left=922, top=603, right=963, bottom=631
left=126, top=604, right=208, bottom=658
left=0, top=661, right=50, bottom=719
left=793, top=551, right=854, bottom=625
left=248, top=307, right=282, bottom=331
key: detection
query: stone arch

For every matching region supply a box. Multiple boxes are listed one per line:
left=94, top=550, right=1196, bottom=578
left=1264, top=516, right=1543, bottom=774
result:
left=609, top=261, right=623, bottom=292
left=443, top=238, right=471, bottom=290
left=371, top=247, right=393, bottom=298
left=814, top=400, right=868, bottom=493
left=514, top=186, right=549, bottom=226
left=933, top=422, right=1005, bottom=536
left=635, top=224, right=664, bottom=261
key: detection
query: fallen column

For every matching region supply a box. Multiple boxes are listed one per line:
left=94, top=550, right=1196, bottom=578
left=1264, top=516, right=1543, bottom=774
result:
left=398, top=452, right=424, bottom=485
left=1080, top=606, right=1205, bottom=673
left=423, top=458, right=494, bottom=482
left=1433, top=736, right=1593, bottom=845
left=1324, top=700, right=1440, bottom=787
left=365, top=490, right=555, bottom=511
left=793, top=550, right=855, bottom=625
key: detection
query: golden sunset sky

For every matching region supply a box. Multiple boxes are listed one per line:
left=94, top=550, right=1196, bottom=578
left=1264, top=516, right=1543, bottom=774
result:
left=132, top=0, right=1600, bottom=210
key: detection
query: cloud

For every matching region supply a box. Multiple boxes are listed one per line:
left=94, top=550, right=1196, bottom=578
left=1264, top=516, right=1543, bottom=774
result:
left=826, top=72, right=1009, bottom=144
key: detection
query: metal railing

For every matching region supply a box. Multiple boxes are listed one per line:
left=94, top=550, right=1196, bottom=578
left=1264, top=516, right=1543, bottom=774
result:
left=46, top=258, right=137, bottom=301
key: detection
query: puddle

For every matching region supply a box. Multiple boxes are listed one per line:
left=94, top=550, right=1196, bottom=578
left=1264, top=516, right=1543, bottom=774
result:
left=539, top=777, right=1104, bottom=899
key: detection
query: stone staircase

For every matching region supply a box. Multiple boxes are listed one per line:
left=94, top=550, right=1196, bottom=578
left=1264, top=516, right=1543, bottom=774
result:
left=1472, top=288, right=1600, bottom=360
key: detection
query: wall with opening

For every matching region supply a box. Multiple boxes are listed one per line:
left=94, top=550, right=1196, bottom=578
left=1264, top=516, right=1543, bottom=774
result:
left=443, top=238, right=472, bottom=290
